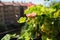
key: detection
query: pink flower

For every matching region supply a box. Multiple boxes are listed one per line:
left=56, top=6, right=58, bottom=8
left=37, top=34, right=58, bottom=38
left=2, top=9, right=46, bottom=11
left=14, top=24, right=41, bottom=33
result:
left=27, top=2, right=35, bottom=8
left=31, top=12, right=36, bottom=17
left=26, top=12, right=36, bottom=18
left=26, top=14, right=31, bottom=17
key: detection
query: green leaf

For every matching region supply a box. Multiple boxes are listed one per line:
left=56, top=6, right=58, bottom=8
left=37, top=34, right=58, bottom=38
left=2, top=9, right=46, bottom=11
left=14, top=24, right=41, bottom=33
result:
left=17, top=17, right=26, bottom=23
left=1, top=34, right=11, bottom=40
left=54, top=10, right=60, bottom=18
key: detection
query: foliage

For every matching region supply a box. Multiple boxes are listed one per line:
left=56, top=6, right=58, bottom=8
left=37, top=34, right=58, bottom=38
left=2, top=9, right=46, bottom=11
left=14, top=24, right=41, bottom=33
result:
left=17, top=4, right=60, bottom=40
left=17, top=17, right=26, bottom=23
left=1, top=34, right=17, bottom=40
left=50, top=2, right=60, bottom=10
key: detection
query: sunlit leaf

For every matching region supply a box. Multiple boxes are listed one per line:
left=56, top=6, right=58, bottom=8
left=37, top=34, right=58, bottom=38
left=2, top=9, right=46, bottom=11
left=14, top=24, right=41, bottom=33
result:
left=17, top=17, right=26, bottom=23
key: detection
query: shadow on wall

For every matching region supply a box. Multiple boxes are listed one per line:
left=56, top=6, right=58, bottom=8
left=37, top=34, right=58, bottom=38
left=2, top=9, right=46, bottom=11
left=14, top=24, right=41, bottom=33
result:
left=20, top=6, right=27, bottom=17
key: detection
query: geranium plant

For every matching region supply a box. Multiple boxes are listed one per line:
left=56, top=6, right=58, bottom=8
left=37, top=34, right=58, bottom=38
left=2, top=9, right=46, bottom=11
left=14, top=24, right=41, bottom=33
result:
left=17, top=3, right=60, bottom=40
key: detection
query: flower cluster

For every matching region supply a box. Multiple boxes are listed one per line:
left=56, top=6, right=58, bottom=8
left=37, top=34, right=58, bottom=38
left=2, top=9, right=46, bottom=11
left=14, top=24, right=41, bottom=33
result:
left=26, top=12, right=36, bottom=18
left=27, top=2, right=35, bottom=8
